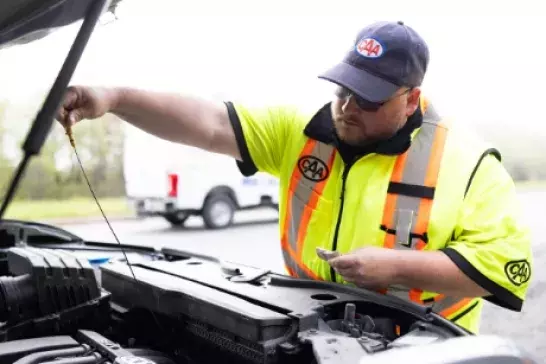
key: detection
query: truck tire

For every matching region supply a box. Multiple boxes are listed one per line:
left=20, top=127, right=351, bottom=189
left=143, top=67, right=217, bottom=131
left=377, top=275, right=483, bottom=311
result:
left=202, top=193, right=235, bottom=229
left=165, top=213, right=189, bottom=227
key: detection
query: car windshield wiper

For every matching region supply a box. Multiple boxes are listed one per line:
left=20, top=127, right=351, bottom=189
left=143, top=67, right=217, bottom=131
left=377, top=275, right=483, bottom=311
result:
left=37, top=240, right=159, bottom=254
left=0, top=220, right=160, bottom=257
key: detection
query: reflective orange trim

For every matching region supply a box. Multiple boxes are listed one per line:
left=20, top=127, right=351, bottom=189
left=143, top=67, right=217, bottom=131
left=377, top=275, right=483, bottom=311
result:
left=414, top=240, right=426, bottom=250
left=381, top=111, right=449, bottom=305
left=408, top=126, right=448, bottom=303
left=383, top=233, right=396, bottom=250
left=296, top=151, right=336, bottom=256
left=409, top=289, right=423, bottom=303
left=281, top=139, right=317, bottom=254
left=425, top=124, right=447, bottom=187
left=433, top=293, right=446, bottom=301
left=287, top=140, right=317, bottom=200
left=414, top=199, right=432, bottom=238
left=415, top=125, right=447, bottom=235
left=285, top=265, right=295, bottom=276
left=391, top=151, right=408, bottom=183
left=281, top=235, right=321, bottom=280
left=382, top=152, right=409, bottom=249
left=440, top=298, right=473, bottom=318
left=281, top=139, right=328, bottom=281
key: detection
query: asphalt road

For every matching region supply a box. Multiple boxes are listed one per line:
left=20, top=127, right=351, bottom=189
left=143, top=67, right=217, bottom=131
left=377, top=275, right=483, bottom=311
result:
left=58, top=188, right=546, bottom=360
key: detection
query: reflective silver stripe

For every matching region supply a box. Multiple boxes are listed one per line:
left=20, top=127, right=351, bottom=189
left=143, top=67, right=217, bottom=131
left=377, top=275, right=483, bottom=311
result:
left=283, top=140, right=336, bottom=280
left=282, top=249, right=312, bottom=279
left=431, top=295, right=468, bottom=313
left=384, top=105, right=471, bottom=318
left=387, top=287, right=469, bottom=314
left=385, top=284, right=413, bottom=301
left=393, top=106, right=441, bottom=249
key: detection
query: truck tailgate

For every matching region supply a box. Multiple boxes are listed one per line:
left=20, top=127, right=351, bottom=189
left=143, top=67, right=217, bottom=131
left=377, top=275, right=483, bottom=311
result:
left=123, top=125, right=170, bottom=199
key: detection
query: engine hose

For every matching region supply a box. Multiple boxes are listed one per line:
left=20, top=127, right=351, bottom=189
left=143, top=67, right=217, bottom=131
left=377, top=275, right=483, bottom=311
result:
left=40, top=354, right=102, bottom=364
left=13, top=345, right=89, bottom=364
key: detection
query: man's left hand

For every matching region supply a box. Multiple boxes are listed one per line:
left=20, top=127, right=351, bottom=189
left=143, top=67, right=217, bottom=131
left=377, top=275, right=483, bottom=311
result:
left=327, top=246, right=401, bottom=290
left=327, top=246, right=490, bottom=298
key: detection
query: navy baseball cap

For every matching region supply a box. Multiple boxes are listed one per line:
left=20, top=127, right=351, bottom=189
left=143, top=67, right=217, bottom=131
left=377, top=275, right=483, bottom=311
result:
left=319, top=21, right=429, bottom=103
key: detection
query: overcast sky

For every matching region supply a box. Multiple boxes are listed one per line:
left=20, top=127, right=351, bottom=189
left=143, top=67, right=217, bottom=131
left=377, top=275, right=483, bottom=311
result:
left=0, top=0, right=544, bottom=133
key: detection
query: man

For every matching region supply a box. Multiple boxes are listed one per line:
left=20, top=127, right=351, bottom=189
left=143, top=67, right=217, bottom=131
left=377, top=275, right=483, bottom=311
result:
left=56, top=20, right=532, bottom=334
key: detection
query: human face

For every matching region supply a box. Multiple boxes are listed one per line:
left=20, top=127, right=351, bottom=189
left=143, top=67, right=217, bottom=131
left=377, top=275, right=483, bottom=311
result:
left=331, top=86, right=421, bottom=146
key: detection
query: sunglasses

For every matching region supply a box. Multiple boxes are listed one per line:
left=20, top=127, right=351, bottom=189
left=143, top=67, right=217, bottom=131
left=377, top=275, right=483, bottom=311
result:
left=334, top=86, right=411, bottom=112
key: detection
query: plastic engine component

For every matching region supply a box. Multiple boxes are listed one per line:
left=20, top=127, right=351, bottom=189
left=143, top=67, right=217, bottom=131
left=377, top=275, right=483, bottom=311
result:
left=0, top=246, right=538, bottom=364
left=0, top=247, right=111, bottom=341
left=98, top=249, right=469, bottom=364
left=0, top=330, right=175, bottom=364
left=0, top=335, right=79, bottom=364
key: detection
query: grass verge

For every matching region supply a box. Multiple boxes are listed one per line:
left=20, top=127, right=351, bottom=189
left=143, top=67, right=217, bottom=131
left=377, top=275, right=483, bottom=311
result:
left=1, top=180, right=545, bottom=222
left=2, top=197, right=133, bottom=221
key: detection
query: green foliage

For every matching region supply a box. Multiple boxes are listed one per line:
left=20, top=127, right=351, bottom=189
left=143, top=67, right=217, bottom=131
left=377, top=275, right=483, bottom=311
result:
left=0, top=94, right=543, bottom=203
left=0, top=97, right=127, bottom=201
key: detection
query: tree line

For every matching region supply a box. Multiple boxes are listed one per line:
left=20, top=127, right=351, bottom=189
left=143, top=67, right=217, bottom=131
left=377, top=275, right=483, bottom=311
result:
left=0, top=99, right=125, bottom=201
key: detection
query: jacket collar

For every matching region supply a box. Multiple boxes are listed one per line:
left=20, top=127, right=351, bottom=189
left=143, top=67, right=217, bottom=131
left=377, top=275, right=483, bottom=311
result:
left=303, top=101, right=424, bottom=158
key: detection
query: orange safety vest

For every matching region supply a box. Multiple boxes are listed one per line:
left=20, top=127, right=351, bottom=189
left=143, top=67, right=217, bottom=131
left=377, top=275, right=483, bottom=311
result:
left=280, top=99, right=474, bottom=320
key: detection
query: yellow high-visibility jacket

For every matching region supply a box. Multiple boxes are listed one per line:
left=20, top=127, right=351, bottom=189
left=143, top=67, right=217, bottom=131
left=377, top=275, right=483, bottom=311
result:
left=225, top=97, right=533, bottom=334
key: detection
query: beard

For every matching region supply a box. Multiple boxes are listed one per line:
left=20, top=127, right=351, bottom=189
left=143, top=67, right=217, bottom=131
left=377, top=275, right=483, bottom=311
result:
left=333, top=112, right=407, bottom=147
left=333, top=117, right=382, bottom=147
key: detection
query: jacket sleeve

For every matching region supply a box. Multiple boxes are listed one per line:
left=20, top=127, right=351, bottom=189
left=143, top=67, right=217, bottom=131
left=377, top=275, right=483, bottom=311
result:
left=224, top=101, right=298, bottom=178
left=441, top=154, right=533, bottom=311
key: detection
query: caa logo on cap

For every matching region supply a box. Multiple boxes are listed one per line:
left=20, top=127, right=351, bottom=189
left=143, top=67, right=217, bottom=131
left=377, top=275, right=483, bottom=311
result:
left=355, top=38, right=384, bottom=58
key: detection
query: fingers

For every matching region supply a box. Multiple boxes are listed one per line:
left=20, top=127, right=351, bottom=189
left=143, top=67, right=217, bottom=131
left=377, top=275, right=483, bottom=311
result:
left=328, top=255, right=357, bottom=269
left=332, top=263, right=358, bottom=277
left=332, top=265, right=370, bottom=288
left=61, top=87, right=79, bottom=109
left=56, top=90, right=74, bottom=126
left=328, top=256, right=358, bottom=280
left=55, top=87, right=84, bottom=127
left=328, top=255, right=360, bottom=282
left=316, top=247, right=340, bottom=261
left=67, top=110, right=83, bottom=126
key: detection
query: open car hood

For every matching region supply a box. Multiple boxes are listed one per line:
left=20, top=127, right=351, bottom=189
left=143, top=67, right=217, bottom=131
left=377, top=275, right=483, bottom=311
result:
left=0, top=0, right=121, bottom=49
left=0, top=0, right=121, bottom=218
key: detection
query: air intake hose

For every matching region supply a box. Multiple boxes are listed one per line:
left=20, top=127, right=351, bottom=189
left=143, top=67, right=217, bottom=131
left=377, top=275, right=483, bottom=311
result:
left=0, top=274, right=37, bottom=323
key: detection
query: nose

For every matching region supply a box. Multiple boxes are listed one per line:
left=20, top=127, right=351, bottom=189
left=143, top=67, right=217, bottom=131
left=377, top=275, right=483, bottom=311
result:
left=341, top=95, right=359, bottom=113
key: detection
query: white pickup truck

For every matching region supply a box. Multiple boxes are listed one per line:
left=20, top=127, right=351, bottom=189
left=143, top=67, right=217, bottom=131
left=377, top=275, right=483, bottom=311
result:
left=122, top=124, right=279, bottom=229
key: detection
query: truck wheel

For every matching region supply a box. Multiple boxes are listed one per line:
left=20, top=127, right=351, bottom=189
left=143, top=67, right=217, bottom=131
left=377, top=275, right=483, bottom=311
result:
left=165, top=213, right=189, bottom=226
left=202, top=193, right=235, bottom=229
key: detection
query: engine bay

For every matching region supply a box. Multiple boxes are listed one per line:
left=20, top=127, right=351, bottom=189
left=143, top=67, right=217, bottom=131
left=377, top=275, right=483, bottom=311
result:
left=0, top=244, right=477, bottom=364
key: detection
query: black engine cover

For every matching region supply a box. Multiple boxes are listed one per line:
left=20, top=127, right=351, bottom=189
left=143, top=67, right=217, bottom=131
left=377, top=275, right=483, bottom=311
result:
left=99, top=248, right=467, bottom=364
left=0, top=247, right=111, bottom=341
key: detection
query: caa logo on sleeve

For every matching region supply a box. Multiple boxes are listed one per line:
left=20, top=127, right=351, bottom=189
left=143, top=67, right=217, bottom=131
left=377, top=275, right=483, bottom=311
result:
left=505, top=259, right=531, bottom=286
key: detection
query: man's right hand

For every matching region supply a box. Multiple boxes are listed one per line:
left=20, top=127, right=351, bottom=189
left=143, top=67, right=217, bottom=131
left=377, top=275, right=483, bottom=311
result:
left=56, top=86, right=120, bottom=128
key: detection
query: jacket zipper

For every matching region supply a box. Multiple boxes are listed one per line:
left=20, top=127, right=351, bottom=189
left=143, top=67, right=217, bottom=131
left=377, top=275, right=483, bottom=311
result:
left=330, top=158, right=356, bottom=282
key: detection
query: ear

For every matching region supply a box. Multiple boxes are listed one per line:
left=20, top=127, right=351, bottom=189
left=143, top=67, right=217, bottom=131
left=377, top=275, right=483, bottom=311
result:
left=406, top=87, right=421, bottom=116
